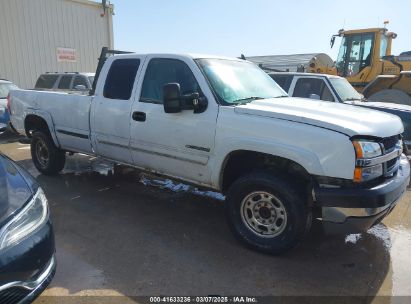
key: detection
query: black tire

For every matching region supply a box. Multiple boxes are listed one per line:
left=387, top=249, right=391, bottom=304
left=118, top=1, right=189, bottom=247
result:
left=31, top=131, right=66, bottom=175
left=226, top=172, right=312, bottom=254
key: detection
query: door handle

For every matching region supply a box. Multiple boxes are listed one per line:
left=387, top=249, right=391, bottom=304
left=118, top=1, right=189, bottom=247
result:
left=132, top=111, right=146, bottom=122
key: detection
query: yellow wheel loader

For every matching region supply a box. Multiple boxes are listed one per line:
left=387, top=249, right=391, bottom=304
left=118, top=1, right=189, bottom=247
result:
left=330, top=26, right=411, bottom=105
left=245, top=24, right=411, bottom=105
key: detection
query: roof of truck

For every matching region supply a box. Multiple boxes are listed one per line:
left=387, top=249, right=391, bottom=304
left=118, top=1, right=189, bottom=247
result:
left=112, top=53, right=245, bottom=61
left=268, top=71, right=343, bottom=79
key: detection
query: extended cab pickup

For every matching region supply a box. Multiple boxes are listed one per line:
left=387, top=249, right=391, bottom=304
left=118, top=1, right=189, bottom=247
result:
left=9, top=50, right=410, bottom=254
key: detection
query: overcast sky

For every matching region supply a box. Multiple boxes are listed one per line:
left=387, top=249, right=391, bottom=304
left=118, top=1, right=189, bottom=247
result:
left=113, top=0, right=411, bottom=60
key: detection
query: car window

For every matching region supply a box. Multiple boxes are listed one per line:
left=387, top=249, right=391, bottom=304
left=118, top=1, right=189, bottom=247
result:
left=293, top=78, right=335, bottom=102
left=58, top=75, right=72, bottom=89
left=321, top=84, right=335, bottom=102
left=35, top=75, right=59, bottom=89
left=140, top=58, right=200, bottom=104
left=73, top=76, right=89, bottom=89
left=103, top=59, right=140, bottom=100
left=270, top=75, right=292, bottom=92
left=293, top=78, right=324, bottom=98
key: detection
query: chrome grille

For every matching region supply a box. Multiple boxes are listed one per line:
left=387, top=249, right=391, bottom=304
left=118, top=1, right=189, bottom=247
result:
left=0, top=287, right=30, bottom=304
left=380, top=136, right=401, bottom=177
left=381, top=135, right=399, bottom=152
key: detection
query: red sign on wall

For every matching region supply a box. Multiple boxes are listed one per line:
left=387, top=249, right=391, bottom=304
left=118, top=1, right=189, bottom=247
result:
left=57, top=47, right=76, bottom=62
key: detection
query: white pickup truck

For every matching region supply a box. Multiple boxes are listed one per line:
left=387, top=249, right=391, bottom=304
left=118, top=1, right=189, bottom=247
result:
left=9, top=49, right=410, bottom=254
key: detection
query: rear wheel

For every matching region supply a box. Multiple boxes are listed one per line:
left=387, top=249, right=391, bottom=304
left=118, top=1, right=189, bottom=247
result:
left=226, top=172, right=312, bottom=254
left=31, top=131, right=65, bottom=175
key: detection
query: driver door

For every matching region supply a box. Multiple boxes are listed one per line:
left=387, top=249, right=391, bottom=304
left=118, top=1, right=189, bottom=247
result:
left=129, top=56, right=218, bottom=185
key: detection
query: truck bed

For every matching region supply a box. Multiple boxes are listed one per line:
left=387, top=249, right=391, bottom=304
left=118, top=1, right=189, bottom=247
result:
left=10, top=89, right=93, bottom=153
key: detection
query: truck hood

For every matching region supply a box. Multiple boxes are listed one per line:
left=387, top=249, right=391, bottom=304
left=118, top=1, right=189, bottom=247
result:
left=349, top=100, right=411, bottom=113
left=234, top=97, right=404, bottom=138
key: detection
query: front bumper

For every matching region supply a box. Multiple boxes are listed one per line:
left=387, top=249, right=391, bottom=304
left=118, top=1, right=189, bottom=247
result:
left=0, top=218, right=56, bottom=304
left=0, top=255, right=56, bottom=304
left=315, top=155, right=410, bottom=234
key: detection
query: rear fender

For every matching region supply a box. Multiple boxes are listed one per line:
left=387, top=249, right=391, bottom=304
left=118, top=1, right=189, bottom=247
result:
left=24, top=109, right=60, bottom=148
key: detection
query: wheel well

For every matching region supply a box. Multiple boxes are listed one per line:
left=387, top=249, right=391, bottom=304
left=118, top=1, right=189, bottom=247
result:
left=24, top=115, right=50, bottom=138
left=221, top=150, right=313, bottom=195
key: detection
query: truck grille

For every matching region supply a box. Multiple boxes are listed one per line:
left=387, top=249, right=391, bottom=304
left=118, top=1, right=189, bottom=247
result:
left=380, top=135, right=401, bottom=177
left=381, top=135, right=399, bottom=152
left=0, top=287, right=30, bottom=304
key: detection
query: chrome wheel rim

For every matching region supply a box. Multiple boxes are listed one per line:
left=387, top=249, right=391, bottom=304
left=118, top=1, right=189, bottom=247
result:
left=35, top=140, right=49, bottom=168
left=240, top=191, right=287, bottom=237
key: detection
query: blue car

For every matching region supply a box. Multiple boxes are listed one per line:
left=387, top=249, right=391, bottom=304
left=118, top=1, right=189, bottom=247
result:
left=0, top=153, right=56, bottom=303
left=0, top=80, right=18, bottom=134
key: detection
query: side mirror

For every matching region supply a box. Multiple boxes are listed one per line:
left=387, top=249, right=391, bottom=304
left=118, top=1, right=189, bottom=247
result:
left=330, top=36, right=335, bottom=48
left=163, top=83, right=182, bottom=113
left=309, top=94, right=320, bottom=100
left=74, top=84, right=87, bottom=91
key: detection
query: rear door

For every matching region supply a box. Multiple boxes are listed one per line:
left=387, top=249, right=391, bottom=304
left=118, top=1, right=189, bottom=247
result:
left=128, top=55, right=219, bottom=185
left=90, top=56, right=145, bottom=163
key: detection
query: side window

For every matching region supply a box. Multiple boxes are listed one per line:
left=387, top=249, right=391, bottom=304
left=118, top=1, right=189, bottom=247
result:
left=35, top=75, right=59, bottom=89
left=269, top=75, right=292, bottom=92
left=321, top=85, right=335, bottom=102
left=140, top=58, right=200, bottom=104
left=293, top=78, right=324, bottom=98
left=58, top=75, right=72, bottom=89
left=103, top=59, right=140, bottom=100
left=73, top=76, right=89, bottom=89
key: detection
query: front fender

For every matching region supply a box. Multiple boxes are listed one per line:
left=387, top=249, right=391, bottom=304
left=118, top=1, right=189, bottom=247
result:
left=211, top=137, right=324, bottom=189
left=211, top=119, right=356, bottom=189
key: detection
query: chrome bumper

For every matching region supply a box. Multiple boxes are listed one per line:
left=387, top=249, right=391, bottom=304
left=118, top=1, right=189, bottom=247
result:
left=0, top=255, right=56, bottom=301
left=319, top=155, right=410, bottom=234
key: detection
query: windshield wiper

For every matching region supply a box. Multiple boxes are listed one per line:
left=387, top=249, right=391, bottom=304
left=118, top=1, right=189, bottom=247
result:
left=274, top=95, right=289, bottom=98
left=344, top=98, right=362, bottom=101
left=232, top=96, right=266, bottom=104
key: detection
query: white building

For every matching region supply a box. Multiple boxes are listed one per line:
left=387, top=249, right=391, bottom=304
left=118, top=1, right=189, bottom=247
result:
left=0, top=0, right=114, bottom=88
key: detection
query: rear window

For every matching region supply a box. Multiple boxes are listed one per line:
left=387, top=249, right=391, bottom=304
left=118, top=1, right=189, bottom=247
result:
left=269, top=74, right=292, bottom=92
left=58, top=75, right=72, bottom=89
left=35, top=75, right=59, bottom=89
left=103, top=59, right=140, bottom=100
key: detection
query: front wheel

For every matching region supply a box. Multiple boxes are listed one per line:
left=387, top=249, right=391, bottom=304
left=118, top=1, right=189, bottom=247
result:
left=31, top=131, right=66, bottom=175
left=226, top=172, right=312, bottom=254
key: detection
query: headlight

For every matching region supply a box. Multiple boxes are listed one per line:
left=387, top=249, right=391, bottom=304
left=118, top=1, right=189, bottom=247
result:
left=353, top=140, right=382, bottom=159
left=352, top=140, right=383, bottom=182
left=354, top=164, right=383, bottom=182
left=0, top=188, right=49, bottom=251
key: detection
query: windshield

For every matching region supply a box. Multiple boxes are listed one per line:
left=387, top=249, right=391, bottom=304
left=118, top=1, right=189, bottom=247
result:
left=335, top=33, right=374, bottom=77
left=380, top=34, right=388, bottom=57
left=0, top=83, right=18, bottom=99
left=196, top=59, right=287, bottom=104
left=329, top=77, right=362, bottom=101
